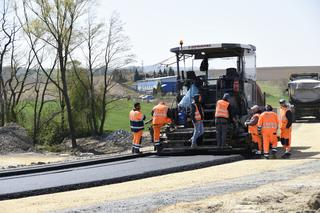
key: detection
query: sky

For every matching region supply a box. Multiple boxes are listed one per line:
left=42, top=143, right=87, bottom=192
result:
left=96, top=0, right=320, bottom=68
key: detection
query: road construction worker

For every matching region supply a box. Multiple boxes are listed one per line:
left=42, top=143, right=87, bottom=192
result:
left=279, top=99, right=293, bottom=159
left=245, top=105, right=262, bottom=155
left=129, top=102, right=146, bottom=154
left=152, top=101, right=171, bottom=151
left=215, top=93, right=234, bottom=148
left=190, top=94, right=204, bottom=148
left=258, top=104, right=279, bottom=159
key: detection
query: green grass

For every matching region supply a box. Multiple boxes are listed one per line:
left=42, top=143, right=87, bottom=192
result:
left=105, top=100, right=155, bottom=131
left=257, top=81, right=289, bottom=107
left=17, top=99, right=155, bottom=135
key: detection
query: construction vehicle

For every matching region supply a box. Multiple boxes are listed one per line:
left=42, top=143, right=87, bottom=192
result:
left=288, top=73, right=320, bottom=120
left=156, top=43, right=265, bottom=154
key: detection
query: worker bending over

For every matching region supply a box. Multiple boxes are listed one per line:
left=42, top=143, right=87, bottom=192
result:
left=152, top=101, right=171, bottom=151
left=245, top=105, right=262, bottom=155
left=258, top=104, right=279, bottom=159
left=129, top=102, right=146, bottom=154
left=190, top=94, right=204, bottom=148
left=279, top=99, right=293, bottom=159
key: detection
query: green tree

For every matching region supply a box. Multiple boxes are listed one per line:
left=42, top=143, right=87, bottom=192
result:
left=163, top=68, right=168, bottom=76
left=168, top=67, right=175, bottom=76
left=23, top=0, right=88, bottom=148
left=134, top=68, right=140, bottom=82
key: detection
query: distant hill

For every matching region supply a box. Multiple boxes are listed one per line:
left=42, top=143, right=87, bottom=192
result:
left=256, top=66, right=320, bottom=80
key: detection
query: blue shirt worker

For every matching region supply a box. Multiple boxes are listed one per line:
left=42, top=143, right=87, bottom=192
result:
left=190, top=94, right=204, bottom=148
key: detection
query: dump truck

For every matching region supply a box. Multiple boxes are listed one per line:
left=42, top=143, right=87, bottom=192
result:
left=288, top=73, right=320, bottom=120
left=156, top=43, right=265, bottom=154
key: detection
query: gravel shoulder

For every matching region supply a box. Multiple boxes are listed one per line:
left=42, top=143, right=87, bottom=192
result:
left=0, top=122, right=319, bottom=213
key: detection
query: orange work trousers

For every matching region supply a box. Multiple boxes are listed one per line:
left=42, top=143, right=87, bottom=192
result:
left=280, top=127, right=292, bottom=152
left=153, top=124, right=163, bottom=144
left=133, top=130, right=143, bottom=146
left=251, top=133, right=262, bottom=152
left=262, top=132, right=278, bottom=154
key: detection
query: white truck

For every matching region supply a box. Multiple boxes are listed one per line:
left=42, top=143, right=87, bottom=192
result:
left=288, top=73, right=320, bottom=120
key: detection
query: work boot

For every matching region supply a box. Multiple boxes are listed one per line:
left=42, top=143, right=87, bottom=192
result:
left=134, top=148, right=143, bottom=154
left=154, top=144, right=161, bottom=152
left=281, top=152, right=291, bottom=159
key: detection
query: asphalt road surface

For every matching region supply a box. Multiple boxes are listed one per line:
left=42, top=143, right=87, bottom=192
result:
left=0, top=154, right=242, bottom=200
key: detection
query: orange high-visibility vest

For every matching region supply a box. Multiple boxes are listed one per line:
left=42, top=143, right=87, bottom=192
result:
left=194, top=104, right=203, bottom=121
left=248, top=113, right=260, bottom=134
left=152, top=103, right=169, bottom=125
left=129, top=110, right=145, bottom=132
left=215, top=100, right=229, bottom=119
left=258, top=111, right=278, bottom=134
left=279, top=107, right=290, bottom=129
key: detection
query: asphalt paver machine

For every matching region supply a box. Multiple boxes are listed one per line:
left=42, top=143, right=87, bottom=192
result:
left=157, top=43, right=265, bottom=154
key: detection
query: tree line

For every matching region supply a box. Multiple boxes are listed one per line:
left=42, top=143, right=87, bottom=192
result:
left=0, top=0, right=134, bottom=148
left=133, top=67, right=175, bottom=82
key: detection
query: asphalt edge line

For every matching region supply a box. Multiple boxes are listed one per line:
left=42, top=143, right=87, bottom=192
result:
left=0, top=152, right=154, bottom=177
left=0, top=155, right=244, bottom=201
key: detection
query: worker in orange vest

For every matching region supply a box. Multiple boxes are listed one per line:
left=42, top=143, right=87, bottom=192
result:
left=152, top=101, right=171, bottom=151
left=279, top=99, right=293, bottom=159
left=190, top=94, right=204, bottom=148
left=215, top=93, right=234, bottom=148
left=258, top=104, right=279, bottom=159
left=129, top=102, right=146, bottom=154
left=245, top=105, right=263, bottom=155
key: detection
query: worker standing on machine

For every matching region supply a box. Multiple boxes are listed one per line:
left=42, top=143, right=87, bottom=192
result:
left=152, top=101, right=171, bottom=151
left=215, top=93, right=234, bottom=148
left=245, top=105, right=263, bottom=155
left=190, top=94, right=204, bottom=148
left=258, top=104, right=279, bottom=159
left=129, top=102, right=146, bottom=154
left=279, top=99, right=293, bottom=159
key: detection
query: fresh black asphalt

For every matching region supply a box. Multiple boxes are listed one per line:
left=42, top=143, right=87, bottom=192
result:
left=0, top=154, right=243, bottom=200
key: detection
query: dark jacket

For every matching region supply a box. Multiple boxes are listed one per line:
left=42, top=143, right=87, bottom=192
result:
left=285, top=110, right=293, bottom=128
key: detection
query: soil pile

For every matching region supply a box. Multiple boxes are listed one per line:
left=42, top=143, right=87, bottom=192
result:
left=0, top=123, right=34, bottom=154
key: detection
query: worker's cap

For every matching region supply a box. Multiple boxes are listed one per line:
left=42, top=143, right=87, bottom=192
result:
left=223, top=93, right=230, bottom=100
left=265, top=104, right=273, bottom=111
left=250, top=105, right=259, bottom=113
left=279, top=99, right=286, bottom=104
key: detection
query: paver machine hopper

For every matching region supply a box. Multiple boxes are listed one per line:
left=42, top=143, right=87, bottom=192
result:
left=157, top=43, right=265, bottom=154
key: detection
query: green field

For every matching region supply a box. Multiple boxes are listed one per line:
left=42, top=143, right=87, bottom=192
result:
left=105, top=100, right=154, bottom=131
left=257, top=81, right=289, bottom=107
left=19, top=99, right=155, bottom=133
